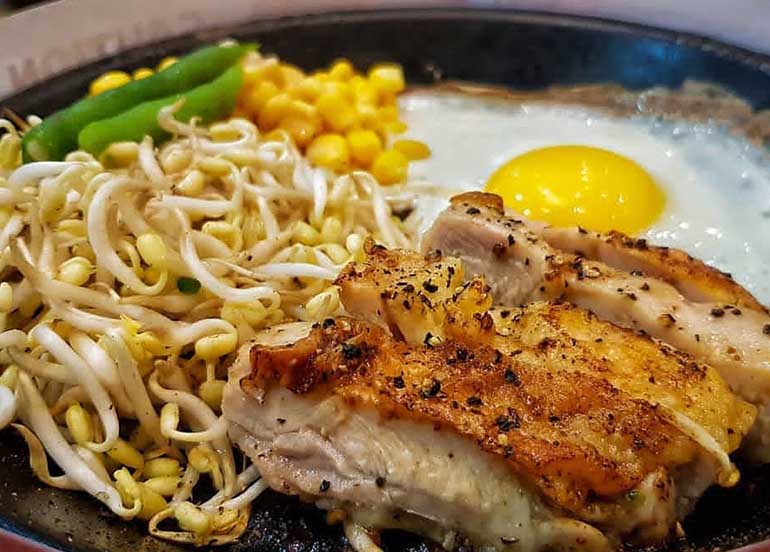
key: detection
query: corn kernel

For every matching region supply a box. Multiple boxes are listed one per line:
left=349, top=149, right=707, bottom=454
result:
left=143, top=476, right=180, bottom=496
left=346, top=129, right=382, bottom=167
left=280, top=63, right=305, bottom=88
left=370, top=149, right=409, bottom=185
left=157, top=56, right=178, bottom=72
left=393, top=139, right=431, bottom=161
left=175, top=502, right=212, bottom=536
left=198, top=379, right=225, bottom=410
left=258, top=93, right=292, bottom=131
left=242, top=57, right=282, bottom=88
left=329, top=59, right=354, bottom=81
left=321, top=81, right=353, bottom=100
left=376, top=105, right=399, bottom=122
left=89, top=71, right=131, bottom=96
left=195, top=332, right=238, bottom=361
left=0, top=282, right=12, bottom=313
left=286, top=99, right=318, bottom=121
left=136, top=233, right=167, bottom=268
left=320, top=216, right=343, bottom=244
left=292, top=76, right=324, bottom=102
left=244, top=80, right=280, bottom=116
left=384, top=120, right=408, bottom=134
left=107, top=438, right=145, bottom=469
left=103, top=141, right=139, bottom=167
left=316, top=92, right=357, bottom=132
left=65, top=403, right=94, bottom=445
left=306, top=134, right=350, bottom=173
left=279, top=116, right=320, bottom=148
left=175, top=169, right=205, bottom=196
left=132, top=67, right=154, bottom=80
left=357, top=103, right=379, bottom=130
left=57, top=256, right=94, bottom=286
left=351, top=79, right=379, bottom=106
left=292, top=221, right=321, bottom=246
left=368, top=63, right=405, bottom=95
left=143, top=457, right=181, bottom=479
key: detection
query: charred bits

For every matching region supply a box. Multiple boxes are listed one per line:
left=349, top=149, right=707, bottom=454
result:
left=504, top=369, right=521, bottom=386
left=341, top=342, right=362, bottom=359
left=496, top=410, right=521, bottom=432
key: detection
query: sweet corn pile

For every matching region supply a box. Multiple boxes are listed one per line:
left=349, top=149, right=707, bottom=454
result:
left=89, top=56, right=178, bottom=96
left=89, top=53, right=431, bottom=186
left=0, top=85, right=421, bottom=545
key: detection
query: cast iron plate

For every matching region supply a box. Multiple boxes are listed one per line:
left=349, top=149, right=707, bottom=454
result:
left=3, top=8, right=770, bottom=552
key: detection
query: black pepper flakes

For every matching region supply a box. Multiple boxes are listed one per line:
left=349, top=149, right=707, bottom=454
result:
left=422, top=280, right=438, bottom=293
left=496, top=412, right=520, bottom=432
left=466, top=396, right=483, bottom=407
left=375, top=476, right=386, bottom=488
left=466, top=207, right=480, bottom=215
left=507, top=234, right=515, bottom=246
left=341, top=343, right=362, bottom=359
left=492, top=243, right=507, bottom=257
left=322, top=318, right=335, bottom=328
left=276, top=418, right=286, bottom=424
left=504, top=369, right=521, bottom=386
left=711, top=308, right=725, bottom=318
left=421, top=379, right=442, bottom=398
left=764, top=324, right=770, bottom=336
left=319, top=480, right=331, bottom=492
left=393, top=376, right=405, bottom=389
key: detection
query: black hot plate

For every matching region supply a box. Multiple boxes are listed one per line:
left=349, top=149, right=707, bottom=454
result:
left=2, top=8, right=770, bottom=552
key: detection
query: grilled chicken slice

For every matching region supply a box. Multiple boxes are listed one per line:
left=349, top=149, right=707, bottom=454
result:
left=337, top=243, right=753, bottom=468
left=540, top=227, right=765, bottom=313
left=422, top=192, right=770, bottom=460
left=223, top=244, right=754, bottom=550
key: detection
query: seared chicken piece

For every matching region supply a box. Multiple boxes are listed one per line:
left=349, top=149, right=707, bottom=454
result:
left=224, top=244, right=754, bottom=551
left=422, top=192, right=770, bottom=460
left=540, top=227, right=765, bottom=313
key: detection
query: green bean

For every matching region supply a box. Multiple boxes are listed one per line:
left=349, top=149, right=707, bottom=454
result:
left=78, top=65, right=243, bottom=157
left=22, top=43, right=255, bottom=162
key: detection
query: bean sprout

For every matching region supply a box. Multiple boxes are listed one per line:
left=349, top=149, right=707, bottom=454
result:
left=0, top=108, right=423, bottom=545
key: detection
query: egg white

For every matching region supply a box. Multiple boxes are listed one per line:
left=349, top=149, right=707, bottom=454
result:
left=399, top=89, right=770, bottom=305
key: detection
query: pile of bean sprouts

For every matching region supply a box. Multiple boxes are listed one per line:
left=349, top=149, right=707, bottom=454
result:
left=0, top=105, right=423, bottom=545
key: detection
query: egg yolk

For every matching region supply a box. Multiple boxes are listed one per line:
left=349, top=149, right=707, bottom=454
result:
left=484, top=145, right=665, bottom=235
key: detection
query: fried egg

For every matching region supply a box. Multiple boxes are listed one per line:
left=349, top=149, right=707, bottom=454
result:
left=399, top=89, right=770, bottom=304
